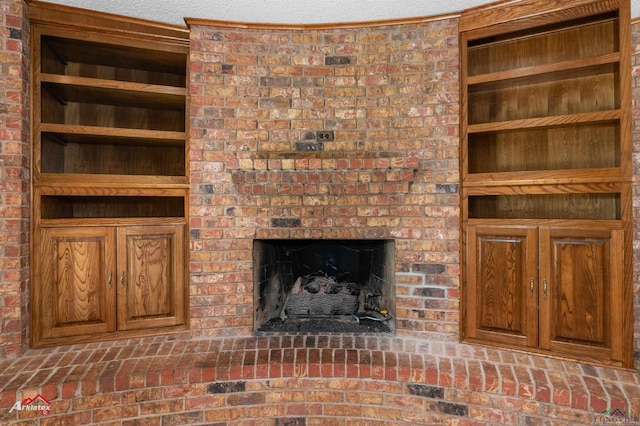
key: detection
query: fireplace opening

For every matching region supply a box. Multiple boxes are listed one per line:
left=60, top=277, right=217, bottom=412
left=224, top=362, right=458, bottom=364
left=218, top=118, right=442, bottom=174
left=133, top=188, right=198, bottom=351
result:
left=253, top=239, right=395, bottom=333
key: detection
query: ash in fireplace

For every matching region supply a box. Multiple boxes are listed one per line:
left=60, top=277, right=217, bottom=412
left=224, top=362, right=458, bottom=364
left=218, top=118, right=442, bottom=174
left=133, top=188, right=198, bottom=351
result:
left=257, top=318, right=391, bottom=333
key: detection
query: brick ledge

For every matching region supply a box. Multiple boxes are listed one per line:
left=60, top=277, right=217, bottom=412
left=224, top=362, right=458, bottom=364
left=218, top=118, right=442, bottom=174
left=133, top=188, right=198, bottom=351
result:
left=1, top=333, right=639, bottom=424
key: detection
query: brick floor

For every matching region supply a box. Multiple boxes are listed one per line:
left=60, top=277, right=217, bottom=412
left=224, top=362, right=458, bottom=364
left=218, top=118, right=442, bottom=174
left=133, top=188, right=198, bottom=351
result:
left=0, top=333, right=638, bottom=424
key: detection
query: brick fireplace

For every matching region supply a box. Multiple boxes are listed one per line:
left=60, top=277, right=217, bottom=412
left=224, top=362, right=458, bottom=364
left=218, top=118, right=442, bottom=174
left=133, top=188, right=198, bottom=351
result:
left=188, top=17, right=461, bottom=340
left=5, top=1, right=640, bottom=424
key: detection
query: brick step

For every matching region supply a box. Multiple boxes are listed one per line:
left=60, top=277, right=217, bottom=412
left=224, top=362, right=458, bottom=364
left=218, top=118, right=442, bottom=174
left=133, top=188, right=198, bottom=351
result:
left=1, top=334, right=638, bottom=424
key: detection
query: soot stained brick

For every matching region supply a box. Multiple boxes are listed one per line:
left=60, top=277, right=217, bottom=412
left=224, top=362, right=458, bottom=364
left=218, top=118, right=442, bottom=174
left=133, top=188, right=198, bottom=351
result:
left=207, top=381, right=246, bottom=394
left=325, top=56, right=352, bottom=65
left=271, top=218, right=301, bottom=228
left=296, top=141, right=324, bottom=152
left=200, top=184, right=214, bottom=194
left=407, top=384, right=444, bottom=399
left=414, top=287, right=446, bottom=298
left=275, top=418, right=306, bottom=426
left=260, top=76, right=290, bottom=87
left=438, top=401, right=469, bottom=417
left=435, top=183, right=459, bottom=193
left=413, top=264, right=446, bottom=275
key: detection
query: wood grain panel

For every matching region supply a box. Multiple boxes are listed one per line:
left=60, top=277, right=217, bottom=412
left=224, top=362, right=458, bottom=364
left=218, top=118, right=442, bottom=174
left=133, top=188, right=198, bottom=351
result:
left=468, top=122, right=618, bottom=174
left=551, top=237, right=607, bottom=343
left=468, top=193, right=620, bottom=220
left=41, top=83, right=185, bottom=131
left=40, top=196, right=185, bottom=219
left=40, top=227, right=116, bottom=339
left=467, top=18, right=617, bottom=76
left=460, top=0, right=619, bottom=34
left=40, top=32, right=187, bottom=79
left=117, top=226, right=185, bottom=331
left=29, top=1, right=190, bottom=44
left=538, top=226, right=623, bottom=363
left=128, top=235, right=172, bottom=318
left=465, top=225, right=538, bottom=348
left=469, top=67, right=618, bottom=125
left=41, top=134, right=185, bottom=176
left=477, top=236, right=524, bottom=332
left=54, top=240, right=104, bottom=323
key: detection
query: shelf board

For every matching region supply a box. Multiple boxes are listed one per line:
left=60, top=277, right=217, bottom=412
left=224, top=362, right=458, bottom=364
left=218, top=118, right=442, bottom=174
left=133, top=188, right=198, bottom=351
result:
left=464, top=167, right=623, bottom=186
left=41, top=35, right=187, bottom=75
left=466, top=110, right=622, bottom=134
left=41, top=75, right=185, bottom=111
left=42, top=132, right=185, bottom=147
left=40, top=123, right=186, bottom=142
left=41, top=74, right=186, bottom=95
left=466, top=53, right=620, bottom=86
left=466, top=218, right=623, bottom=228
left=35, top=173, right=189, bottom=189
left=462, top=181, right=625, bottom=196
left=467, top=61, right=618, bottom=96
left=40, top=217, right=187, bottom=228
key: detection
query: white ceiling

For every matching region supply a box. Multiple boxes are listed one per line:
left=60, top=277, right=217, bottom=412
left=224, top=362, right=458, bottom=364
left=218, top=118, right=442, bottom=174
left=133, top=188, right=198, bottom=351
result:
left=40, top=0, right=640, bottom=27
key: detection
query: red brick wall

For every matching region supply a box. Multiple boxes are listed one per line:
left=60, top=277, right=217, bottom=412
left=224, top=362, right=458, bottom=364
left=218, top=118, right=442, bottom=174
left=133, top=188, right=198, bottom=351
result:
left=0, top=0, right=29, bottom=358
left=189, top=17, right=461, bottom=339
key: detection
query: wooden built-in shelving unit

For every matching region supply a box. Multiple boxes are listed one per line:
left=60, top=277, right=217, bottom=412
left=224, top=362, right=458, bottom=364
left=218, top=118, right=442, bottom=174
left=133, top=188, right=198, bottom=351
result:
left=460, top=0, right=632, bottom=368
left=29, top=1, right=190, bottom=348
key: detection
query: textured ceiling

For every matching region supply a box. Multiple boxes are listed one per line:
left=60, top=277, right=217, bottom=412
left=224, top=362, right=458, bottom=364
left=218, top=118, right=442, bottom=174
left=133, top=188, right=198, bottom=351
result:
left=40, top=0, right=640, bottom=27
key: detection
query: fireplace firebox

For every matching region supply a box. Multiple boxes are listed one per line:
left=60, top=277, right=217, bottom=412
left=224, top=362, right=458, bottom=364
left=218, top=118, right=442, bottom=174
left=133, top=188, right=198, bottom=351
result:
left=254, top=239, right=395, bottom=333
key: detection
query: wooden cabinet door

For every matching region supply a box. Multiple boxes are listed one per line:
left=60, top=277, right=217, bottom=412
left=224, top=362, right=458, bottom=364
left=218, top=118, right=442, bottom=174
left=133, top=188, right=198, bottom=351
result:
left=116, top=225, right=185, bottom=331
left=39, top=227, right=117, bottom=339
left=539, top=226, right=624, bottom=363
left=466, top=225, right=539, bottom=348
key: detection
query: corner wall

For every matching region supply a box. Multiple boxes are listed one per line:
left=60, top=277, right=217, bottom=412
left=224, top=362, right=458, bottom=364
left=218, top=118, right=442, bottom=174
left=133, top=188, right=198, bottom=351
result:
left=0, top=0, right=29, bottom=358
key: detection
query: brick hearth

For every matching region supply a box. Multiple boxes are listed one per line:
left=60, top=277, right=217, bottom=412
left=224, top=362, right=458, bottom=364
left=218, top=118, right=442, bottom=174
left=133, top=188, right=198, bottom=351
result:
left=2, top=334, right=639, bottom=424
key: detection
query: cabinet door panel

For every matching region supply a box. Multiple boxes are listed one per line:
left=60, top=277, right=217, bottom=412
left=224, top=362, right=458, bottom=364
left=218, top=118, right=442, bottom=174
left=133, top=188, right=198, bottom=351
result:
left=539, top=227, right=623, bottom=362
left=117, top=225, right=185, bottom=330
left=466, top=225, right=538, bottom=348
left=40, top=227, right=116, bottom=339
